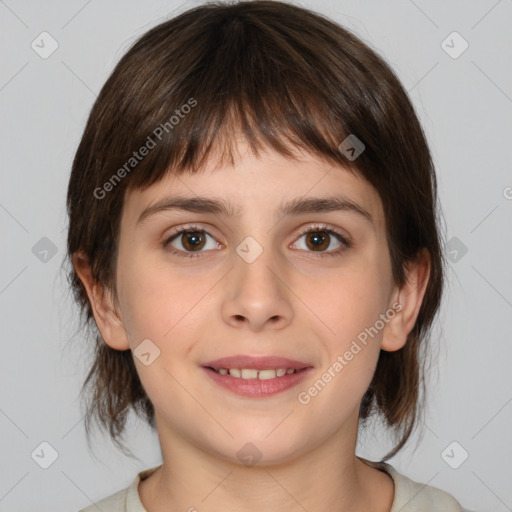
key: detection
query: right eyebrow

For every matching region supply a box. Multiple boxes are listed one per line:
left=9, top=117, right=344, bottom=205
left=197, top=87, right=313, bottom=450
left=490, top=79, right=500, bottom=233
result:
left=137, top=196, right=241, bottom=224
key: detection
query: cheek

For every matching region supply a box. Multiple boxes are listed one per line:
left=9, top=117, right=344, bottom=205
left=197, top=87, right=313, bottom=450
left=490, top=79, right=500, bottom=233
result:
left=115, top=261, right=212, bottom=407
left=117, top=252, right=219, bottom=348
left=299, top=284, right=385, bottom=417
left=310, top=255, right=390, bottom=341
left=115, top=250, right=177, bottom=341
left=302, top=252, right=391, bottom=392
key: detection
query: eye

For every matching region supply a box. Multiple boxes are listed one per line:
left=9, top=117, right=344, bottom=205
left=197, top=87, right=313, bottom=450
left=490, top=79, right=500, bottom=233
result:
left=163, top=225, right=220, bottom=259
left=163, top=223, right=350, bottom=259
left=291, top=224, right=350, bottom=257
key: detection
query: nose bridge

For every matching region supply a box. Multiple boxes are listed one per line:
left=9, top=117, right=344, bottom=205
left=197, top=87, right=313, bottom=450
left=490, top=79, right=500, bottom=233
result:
left=236, top=240, right=278, bottom=290
left=221, top=235, right=293, bottom=331
left=233, top=236, right=282, bottom=302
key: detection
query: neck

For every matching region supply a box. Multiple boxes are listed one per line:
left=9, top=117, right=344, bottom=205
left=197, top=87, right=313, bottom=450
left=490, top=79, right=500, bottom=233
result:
left=138, top=414, right=394, bottom=512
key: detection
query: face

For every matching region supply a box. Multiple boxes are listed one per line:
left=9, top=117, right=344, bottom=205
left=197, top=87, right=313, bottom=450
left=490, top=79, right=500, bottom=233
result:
left=89, top=141, right=413, bottom=465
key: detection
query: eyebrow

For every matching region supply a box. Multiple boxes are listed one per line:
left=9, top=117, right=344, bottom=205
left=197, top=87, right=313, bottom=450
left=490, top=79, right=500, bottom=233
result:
left=137, top=195, right=374, bottom=226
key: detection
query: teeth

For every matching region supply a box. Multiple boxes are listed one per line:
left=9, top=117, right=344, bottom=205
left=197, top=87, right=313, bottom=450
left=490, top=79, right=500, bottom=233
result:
left=216, top=368, right=297, bottom=380
left=241, top=369, right=258, bottom=379
left=258, top=369, right=277, bottom=380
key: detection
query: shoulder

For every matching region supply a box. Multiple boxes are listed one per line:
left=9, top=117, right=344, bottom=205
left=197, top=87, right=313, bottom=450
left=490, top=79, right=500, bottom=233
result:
left=383, top=463, right=465, bottom=512
left=360, top=458, right=466, bottom=512
left=78, top=486, right=129, bottom=512
left=77, top=466, right=161, bottom=512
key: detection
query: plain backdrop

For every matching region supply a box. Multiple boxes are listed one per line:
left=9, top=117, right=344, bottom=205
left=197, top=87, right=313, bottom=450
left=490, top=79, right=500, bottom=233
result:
left=1, top=1, right=511, bottom=511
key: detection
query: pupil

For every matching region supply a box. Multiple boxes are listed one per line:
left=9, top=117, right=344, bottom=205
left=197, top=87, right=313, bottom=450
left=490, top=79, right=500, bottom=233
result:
left=311, top=233, right=324, bottom=245
left=183, top=231, right=205, bottom=251
left=187, top=233, right=202, bottom=246
left=308, top=231, right=328, bottom=251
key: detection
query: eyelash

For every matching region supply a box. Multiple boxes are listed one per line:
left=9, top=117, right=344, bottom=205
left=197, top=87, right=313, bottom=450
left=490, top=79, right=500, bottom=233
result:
left=163, top=223, right=351, bottom=259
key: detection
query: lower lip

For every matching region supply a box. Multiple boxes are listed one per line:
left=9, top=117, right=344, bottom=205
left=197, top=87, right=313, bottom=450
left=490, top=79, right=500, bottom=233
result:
left=202, top=367, right=313, bottom=398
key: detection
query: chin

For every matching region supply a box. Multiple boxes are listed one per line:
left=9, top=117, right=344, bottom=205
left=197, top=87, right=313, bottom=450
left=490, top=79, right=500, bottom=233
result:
left=217, top=427, right=313, bottom=467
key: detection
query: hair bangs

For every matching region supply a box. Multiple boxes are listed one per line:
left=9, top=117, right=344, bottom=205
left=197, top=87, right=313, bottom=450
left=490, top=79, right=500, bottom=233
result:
left=108, top=8, right=363, bottom=194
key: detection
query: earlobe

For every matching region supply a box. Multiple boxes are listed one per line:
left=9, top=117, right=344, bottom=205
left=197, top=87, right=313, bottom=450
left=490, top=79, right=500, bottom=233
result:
left=72, top=251, right=130, bottom=351
left=380, top=249, right=431, bottom=352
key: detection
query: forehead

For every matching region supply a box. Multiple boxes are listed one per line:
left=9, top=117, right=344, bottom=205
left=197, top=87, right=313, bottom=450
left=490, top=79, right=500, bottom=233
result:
left=123, top=143, right=386, bottom=233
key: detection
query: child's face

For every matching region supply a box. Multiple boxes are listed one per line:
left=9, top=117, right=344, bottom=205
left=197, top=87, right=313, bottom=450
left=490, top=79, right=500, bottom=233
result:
left=100, top=141, right=408, bottom=463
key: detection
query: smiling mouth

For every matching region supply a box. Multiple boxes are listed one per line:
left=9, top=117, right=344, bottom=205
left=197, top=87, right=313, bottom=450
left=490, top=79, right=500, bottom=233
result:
left=201, top=356, right=313, bottom=397
left=206, top=367, right=306, bottom=380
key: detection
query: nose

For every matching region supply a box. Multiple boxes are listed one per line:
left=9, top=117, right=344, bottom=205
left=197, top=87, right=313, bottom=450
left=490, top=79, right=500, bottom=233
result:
left=220, top=246, right=294, bottom=332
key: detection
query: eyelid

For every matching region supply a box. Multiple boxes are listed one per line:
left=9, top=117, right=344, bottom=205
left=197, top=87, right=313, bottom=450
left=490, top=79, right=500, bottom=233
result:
left=290, top=223, right=351, bottom=258
left=163, top=223, right=219, bottom=243
left=295, top=223, right=351, bottom=244
left=162, top=224, right=220, bottom=257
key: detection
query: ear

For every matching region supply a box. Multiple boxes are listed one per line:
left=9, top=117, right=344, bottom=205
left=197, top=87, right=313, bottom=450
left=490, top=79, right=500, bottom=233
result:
left=380, top=248, right=431, bottom=352
left=72, top=250, right=130, bottom=351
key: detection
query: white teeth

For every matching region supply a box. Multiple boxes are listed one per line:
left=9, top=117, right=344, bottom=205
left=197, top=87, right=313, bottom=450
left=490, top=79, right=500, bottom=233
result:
left=241, top=369, right=258, bottom=379
left=258, top=369, right=277, bottom=380
left=217, top=368, right=297, bottom=380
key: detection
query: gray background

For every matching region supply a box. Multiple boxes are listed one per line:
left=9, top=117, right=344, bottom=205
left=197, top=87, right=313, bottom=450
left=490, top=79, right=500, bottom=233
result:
left=1, top=0, right=511, bottom=511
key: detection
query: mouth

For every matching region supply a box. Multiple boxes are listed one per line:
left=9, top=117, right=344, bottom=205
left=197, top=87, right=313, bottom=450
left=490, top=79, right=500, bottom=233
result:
left=206, top=367, right=304, bottom=379
left=200, top=355, right=313, bottom=398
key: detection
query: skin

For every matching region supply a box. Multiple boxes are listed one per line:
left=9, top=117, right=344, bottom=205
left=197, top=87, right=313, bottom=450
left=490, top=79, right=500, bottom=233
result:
left=74, top=140, right=430, bottom=512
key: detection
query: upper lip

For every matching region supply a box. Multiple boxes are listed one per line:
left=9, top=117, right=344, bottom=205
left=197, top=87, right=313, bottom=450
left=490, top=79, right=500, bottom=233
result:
left=201, top=355, right=313, bottom=371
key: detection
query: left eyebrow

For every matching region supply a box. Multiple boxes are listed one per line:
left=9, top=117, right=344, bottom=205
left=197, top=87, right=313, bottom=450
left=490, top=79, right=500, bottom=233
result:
left=279, top=196, right=373, bottom=226
left=137, top=195, right=374, bottom=226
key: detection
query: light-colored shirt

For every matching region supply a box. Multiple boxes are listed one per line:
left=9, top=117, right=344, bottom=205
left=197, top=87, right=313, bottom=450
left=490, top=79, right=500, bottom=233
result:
left=78, top=461, right=467, bottom=511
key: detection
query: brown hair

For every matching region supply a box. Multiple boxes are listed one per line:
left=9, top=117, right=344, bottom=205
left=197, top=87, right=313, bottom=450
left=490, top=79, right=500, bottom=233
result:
left=65, top=0, right=446, bottom=459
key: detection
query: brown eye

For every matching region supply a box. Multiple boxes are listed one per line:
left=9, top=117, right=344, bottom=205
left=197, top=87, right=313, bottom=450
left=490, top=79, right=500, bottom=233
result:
left=304, top=231, right=331, bottom=251
left=164, top=227, right=219, bottom=257
left=292, top=225, right=350, bottom=257
left=180, top=231, right=207, bottom=251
